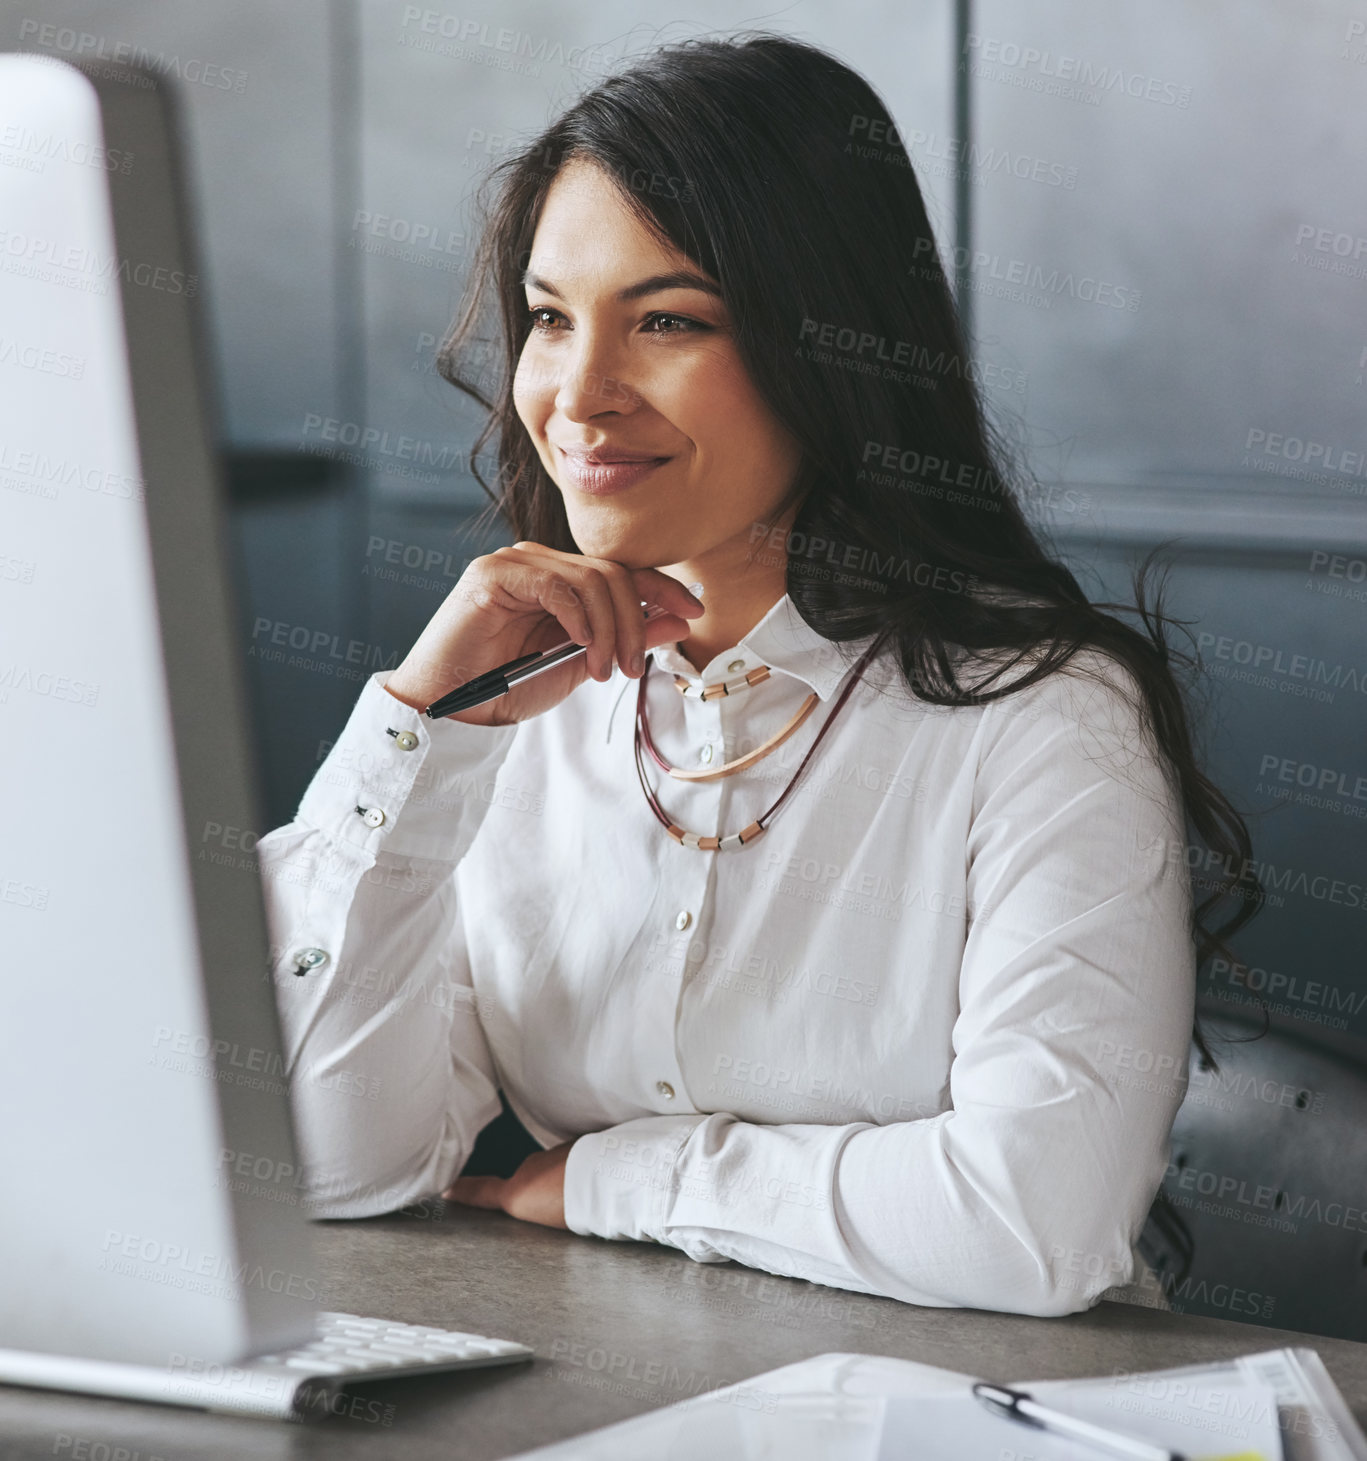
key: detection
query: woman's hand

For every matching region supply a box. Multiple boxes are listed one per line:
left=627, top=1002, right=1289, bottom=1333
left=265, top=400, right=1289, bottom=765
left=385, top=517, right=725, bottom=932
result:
left=442, top=1141, right=573, bottom=1229
left=382, top=542, right=705, bottom=726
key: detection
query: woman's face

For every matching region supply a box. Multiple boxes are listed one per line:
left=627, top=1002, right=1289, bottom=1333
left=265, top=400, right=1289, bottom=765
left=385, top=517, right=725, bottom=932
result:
left=513, top=158, right=803, bottom=573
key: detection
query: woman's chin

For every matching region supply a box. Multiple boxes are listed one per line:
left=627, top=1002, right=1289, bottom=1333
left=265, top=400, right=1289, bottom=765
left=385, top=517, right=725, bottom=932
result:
left=567, top=522, right=674, bottom=571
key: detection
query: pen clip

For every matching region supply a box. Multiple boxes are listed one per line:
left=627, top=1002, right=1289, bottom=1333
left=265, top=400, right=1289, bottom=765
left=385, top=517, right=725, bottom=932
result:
left=972, top=1382, right=1042, bottom=1427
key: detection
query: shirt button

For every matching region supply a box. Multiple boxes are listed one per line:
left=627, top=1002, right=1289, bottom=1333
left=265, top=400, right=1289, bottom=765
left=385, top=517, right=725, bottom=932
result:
left=674, top=910, right=692, bottom=930
left=727, top=658, right=746, bottom=673
left=699, top=744, right=713, bottom=764
left=392, top=730, right=419, bottom=752
left=293, top=948, right=329, bottom=975
left=656, top=1081, right=675, bottom=1100
left=361, top=807, right=386, bottom=828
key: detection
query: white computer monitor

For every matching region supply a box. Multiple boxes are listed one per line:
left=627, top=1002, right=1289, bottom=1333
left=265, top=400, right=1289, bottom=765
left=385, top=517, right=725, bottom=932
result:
left=0, top=52, right=318, bottom=1371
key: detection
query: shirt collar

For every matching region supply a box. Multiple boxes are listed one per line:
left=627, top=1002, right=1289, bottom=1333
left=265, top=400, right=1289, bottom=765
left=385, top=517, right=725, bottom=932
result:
left=647, top=592, right=879, bottom=703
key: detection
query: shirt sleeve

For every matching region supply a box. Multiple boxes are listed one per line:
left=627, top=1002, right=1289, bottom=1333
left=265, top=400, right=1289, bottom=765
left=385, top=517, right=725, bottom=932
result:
left=254, top=670, right=520, bottom=1219
left=562, top=655, right=1197, bottom=1316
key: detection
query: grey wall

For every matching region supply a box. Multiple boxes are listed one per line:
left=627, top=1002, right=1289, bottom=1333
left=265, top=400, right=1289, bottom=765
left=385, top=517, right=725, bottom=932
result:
left=970, top=0, right=1367, bottom=484
left=951, top=0, right=1367, bottom=1337
left=961, top=0, right=1367, bottom=1049
left=0, top=0, right=346, bottom=440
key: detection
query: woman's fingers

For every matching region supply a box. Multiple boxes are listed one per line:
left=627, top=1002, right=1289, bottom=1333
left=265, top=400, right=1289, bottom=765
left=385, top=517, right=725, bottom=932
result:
left=573, top=567, right=621, bottom=682
left=595, top=557, right=653, bottom=680
left=444, top=1143, right=571, bottom=1229
left=385, top=540, right=706, bottom=725
left=637, top=569, right=706, bottom=626
left=508, top=544, right=615, bottom=681
left=442, top=1175, right=503, bottom=1207
left=510, top=547, right=704, bottom=681
left=519, top=560, right=593, bottom=651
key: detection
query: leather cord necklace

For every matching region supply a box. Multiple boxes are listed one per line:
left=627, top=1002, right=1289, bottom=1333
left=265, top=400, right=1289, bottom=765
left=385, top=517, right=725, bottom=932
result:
left=653, top=660, right=813, bottom=781
left=632, top=629, right=891, bottom=851
left=645, top=687, right=819, bottom=784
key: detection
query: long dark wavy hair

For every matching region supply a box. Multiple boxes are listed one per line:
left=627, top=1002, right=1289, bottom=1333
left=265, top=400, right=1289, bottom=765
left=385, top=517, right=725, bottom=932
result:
left=434, top=31, right=1265, bottom=1059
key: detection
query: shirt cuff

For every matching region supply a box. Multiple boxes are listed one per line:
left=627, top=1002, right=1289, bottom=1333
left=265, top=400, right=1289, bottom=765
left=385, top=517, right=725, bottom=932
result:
left=563, top=1115, right=709, bottom=1242
left=295, top=670, right=520, bottom=863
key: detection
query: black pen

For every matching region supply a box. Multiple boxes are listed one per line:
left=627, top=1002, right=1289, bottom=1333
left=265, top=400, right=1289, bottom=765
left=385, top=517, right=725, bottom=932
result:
left=423, top=583, right=704, bottom=719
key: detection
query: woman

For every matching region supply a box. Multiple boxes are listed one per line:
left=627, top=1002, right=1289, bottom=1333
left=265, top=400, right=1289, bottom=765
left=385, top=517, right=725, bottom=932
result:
left=256, top=32, right=1260, bottom=1317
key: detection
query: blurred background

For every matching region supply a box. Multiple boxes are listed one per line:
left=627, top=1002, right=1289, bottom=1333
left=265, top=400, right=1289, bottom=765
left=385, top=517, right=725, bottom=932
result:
left=4, top=0, right=1364, bottom=1341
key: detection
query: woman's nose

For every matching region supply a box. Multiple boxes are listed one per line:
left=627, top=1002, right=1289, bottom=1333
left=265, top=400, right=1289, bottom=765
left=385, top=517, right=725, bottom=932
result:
left=553, top=341, right=641, bottom=420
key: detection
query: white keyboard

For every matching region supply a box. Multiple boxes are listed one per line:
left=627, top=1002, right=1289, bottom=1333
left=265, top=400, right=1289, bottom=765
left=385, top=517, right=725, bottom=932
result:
left=221, top=1311, right=535, bottom=1416
left=260, top=1310, right=533, bottom=1379
left=0, top=1311, right=534, bottom=1419
left=172, top=1314, right=534, bottom=1414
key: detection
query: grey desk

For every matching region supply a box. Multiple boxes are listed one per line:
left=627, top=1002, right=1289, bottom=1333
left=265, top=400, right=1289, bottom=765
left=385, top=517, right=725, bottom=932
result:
left=3, top=1208, right=1366, bottom=1458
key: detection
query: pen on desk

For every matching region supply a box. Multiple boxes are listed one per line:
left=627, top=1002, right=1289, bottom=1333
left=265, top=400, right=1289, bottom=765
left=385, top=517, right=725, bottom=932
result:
left=972, top=1382, right=1188, bottom=1461
left=423, top=583, right=704, bottom=718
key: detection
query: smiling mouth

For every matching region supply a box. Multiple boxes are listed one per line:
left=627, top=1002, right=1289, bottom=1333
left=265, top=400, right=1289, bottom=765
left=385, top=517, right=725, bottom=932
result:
left=557, top=446, right=671, bottom=495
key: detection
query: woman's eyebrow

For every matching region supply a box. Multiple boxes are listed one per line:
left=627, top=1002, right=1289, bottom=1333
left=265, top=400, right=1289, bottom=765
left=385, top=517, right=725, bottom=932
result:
left=521, top=268, right=723, bottom=302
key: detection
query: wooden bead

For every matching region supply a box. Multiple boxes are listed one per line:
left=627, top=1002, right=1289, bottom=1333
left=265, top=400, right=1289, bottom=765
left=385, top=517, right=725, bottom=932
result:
left=673, top=664, right=771, bottom=700
left=663, top=821, right=750, bottom=851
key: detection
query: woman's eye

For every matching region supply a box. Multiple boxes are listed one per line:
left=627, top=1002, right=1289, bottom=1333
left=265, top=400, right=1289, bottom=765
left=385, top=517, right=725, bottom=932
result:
left=643, top=311, right=702, bottom=334
left=524, top=306, right=705, bottom=335
left=526, top=306, right=563, bottom=331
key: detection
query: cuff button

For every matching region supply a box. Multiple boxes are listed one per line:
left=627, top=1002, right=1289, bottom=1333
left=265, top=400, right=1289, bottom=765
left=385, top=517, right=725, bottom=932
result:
left=655, top=1080, right=675, bottom=1100
left=390, top=730, right=419, bottom=752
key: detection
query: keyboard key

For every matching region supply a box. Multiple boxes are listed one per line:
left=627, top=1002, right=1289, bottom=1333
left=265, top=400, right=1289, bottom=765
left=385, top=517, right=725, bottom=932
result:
left=246, top=1312, right=533, bottom=1391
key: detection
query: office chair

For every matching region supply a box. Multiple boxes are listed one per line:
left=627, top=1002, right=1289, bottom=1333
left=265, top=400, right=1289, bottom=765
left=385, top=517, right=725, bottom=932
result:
left=1138, top=1013, right=1367, bottom=1343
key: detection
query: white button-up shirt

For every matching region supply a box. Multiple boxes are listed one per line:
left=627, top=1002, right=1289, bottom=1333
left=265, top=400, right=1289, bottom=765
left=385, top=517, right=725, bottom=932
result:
left=256, top=591, right=1194, bottom=1317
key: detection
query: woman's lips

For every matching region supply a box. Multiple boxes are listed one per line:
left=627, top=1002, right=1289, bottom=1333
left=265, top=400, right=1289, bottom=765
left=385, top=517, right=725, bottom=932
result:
left=557, top=446, right=670, bottom=495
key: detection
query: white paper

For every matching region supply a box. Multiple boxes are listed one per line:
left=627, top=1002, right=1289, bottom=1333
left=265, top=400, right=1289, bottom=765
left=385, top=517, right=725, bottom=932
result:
left=1026, top=1348, right=1367, bottom=1461
left=1235, top=1351, right=1367, bottom=1461
left=878, top=1378, right=1284, bottom=1461
left=508, top=1348, right=1367, bottom=1461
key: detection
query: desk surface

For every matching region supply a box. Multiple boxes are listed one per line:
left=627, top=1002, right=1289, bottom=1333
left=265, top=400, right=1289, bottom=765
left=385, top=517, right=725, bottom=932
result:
left=4, top=1208, right=1366, bottom=1458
